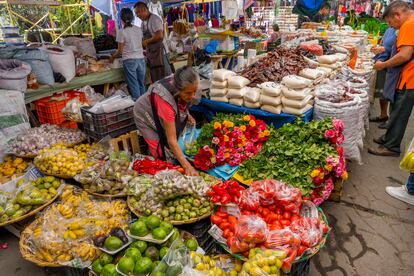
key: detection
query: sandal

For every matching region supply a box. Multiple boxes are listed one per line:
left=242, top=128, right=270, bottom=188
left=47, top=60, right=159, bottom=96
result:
left=369, top=116, right=389, bottom=122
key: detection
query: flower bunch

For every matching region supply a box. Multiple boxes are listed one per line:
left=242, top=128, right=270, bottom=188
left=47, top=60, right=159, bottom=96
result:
left=309, top=118, right=347, bottom=205
left=191, top=114, right=269, bottom=170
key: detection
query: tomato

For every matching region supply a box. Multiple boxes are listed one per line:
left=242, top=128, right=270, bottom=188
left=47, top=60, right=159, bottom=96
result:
left=322, top=223, right=329, bottom=233
left=283, top=211, right=291, bottom=220
left=241, top=210, right=252, bottom=216
left=290, top=215, right=300, bottom=222
left=215, top=211, right=228, bottom=218
left=275, top=208, right=283, bottom=215
left=228, top=215, right=238, bottom=225
left=261, top=207, right=270, bottom=217
left=284, top=203, right=297, bottom=212
left=297, top=245, right=307, bottom=257
left=257, top=206, right=263, bottom=213
left=268, top=204, right=276, bottom=211
left=239, top=241, right=250, bottom=252
left=219, top=222, right=231, bottom=230
left=211, top=215, right=222, bottom=225
left=223, top=228, right=232, bottom=239
left=293, top=237, right=301, bottom=246
left=267, top=213, right=278, bottom=223
left=280, top=219, right=291, bottom=226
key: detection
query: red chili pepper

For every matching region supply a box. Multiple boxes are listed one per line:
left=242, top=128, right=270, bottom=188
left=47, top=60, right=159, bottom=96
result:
left=221, top=194, right=232, bottom=205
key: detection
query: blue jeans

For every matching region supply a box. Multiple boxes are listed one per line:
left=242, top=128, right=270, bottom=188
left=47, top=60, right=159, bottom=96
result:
left=407, top=173, right=414, bottom=195
left=123, top=58, right=146, bottom=100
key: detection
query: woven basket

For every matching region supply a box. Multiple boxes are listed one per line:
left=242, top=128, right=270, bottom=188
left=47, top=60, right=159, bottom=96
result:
left=19, top=217, right=61, bottom=267
left=86, top=190, right=127, bottom=198
left=218, top=208, right=330, bottom=263
left=127, top=196, right=211, bottom=225
left=0, top=192, right=59, bottom=227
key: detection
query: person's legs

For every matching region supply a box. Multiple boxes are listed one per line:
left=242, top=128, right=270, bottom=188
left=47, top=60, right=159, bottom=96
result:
left=379, top=99, right=389, bottom=118
left=383, top=90, right=414, bottom=153
left=122, top=59, right=140, bottom=100
left=149, top=66, right=165, bottom=83
left=385, top=173, right=414, bottom=205
left=135, top=58, right=146, bottom=98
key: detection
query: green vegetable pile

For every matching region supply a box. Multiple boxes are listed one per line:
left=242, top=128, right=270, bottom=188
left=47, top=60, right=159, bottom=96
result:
left=238, top=118, right=337, bottom=196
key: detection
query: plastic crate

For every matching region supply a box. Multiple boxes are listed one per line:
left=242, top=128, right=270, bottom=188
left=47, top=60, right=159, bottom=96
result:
left=84, top=123, right=137, bottom=141
left=81, top=106, right=136, bottom=140
left=58, top=121, right=78, bottom=129
left=35, top=91, right=86, bottom=125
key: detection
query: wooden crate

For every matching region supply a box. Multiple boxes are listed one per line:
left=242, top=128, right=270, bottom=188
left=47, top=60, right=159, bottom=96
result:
left=110, top=130, right=141, bottom=155
left=328, top=180, right=343, bottom=202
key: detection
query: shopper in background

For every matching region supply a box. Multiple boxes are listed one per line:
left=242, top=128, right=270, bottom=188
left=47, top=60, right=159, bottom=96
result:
left=268, top=23, right=281, bottom=46
left=370, top=27, right=398, bottom=127
left=312, top=2, right=331, bottom=23
left=369, top=1, right=414, bottom=156
left=110, top=8, right=146, bottom=100
left=134, top=1, right=172, bottom=83
left=386, top=173, right=414, bottom=205
left=133, top=66, right=199, bottom=176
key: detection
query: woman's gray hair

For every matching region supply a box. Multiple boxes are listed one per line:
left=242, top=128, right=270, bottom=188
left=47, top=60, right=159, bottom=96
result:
left=174, top=66, right=199, bottom=93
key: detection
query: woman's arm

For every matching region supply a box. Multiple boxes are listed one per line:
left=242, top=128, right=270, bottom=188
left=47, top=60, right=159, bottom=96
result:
left=164, top=120, right=199, bottom=176
left=109, top=42, right=124, bottom=62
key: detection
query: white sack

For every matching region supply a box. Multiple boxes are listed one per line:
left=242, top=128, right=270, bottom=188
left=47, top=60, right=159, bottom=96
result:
left=282, top=86, right=313, bottom=100
left=213, top=69, right=236, bottom=81
left=260, top=94, right=281, bottom=106
left=282, top=104, right=313, bottom=116
left=210, top=96, right=229, bottom=102
left=244, top=100, right=261, bottom=108
left=229, top=98, right=244, bottom=106
left=227, top=87, right=248, bottom=99
left=210, top=88, right=228, bottom=97
left=281, top=75, right=312, bottom=89
left=282, top=94, right=314, bottom=109
left=258, top=82, right=282, bottom=97
left=228, top=75, right=251, bottom=88
left=42, top=45, right=76, bottom=82
left=243, top=88, right=261, bottom=103
left=211, top=80, right=227, bottom=88
left=261, top=104, right=282, bottom=114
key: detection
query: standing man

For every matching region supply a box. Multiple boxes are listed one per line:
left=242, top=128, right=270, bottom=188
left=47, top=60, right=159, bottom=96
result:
left=134, top=1, right=172, bottom=83
left=312, top=2, right=331, bottom=23
left=369, top=1, right=414, bottom=157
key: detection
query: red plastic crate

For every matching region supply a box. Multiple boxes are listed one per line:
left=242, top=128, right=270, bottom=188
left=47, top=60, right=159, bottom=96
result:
left=35, top=91, right=86, bottom=125
left=58, top=121, right=78, bottom=129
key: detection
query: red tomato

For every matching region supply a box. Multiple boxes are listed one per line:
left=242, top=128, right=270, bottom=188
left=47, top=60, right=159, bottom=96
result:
left=228, top=215, right=237, bottom=225
left=262, top=207, right=270, bottom=217
left=280, top=219, right=291, bottom=226
left=283, top=211, right=291, bottom=220
left=257, top=206, right=263, bottom=213
left=239, top=241, right=250, bottom=252
left=284, top=203, right=297, bottom=212
left=211, top=215, right=223, bottom=225
left=275, top=208, right=283, bottom=215
left=219, top=222, right=231, bottom=230
left=297, top=245, right=307, bottom=257
left=322, top=223, right=329, bottom=233
left=268, top=205, right=276, bottom=211
left=223, top=228, right=232, bottom=239
left=291, top=215, right=300, bottom=222
left=215, top=211, right=228, bottom=218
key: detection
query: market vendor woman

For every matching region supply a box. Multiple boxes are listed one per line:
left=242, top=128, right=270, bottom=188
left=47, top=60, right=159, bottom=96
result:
left=133, top=66, right=199, bottom=176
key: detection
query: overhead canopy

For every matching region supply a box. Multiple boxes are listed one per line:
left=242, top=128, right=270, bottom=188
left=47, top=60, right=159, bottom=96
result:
left=92, top=0, right=112, bottom=16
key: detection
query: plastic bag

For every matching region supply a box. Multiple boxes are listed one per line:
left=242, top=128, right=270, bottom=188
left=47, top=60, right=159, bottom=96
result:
left=210, top=96, right=229, bottom=103
left=299, top=68, right=325, bottom=80
left=258, top=82, right=282, bottom=97
left=281, top=75, right=312, bottom=89
left=227, top=75, right=251, bottom=89
left=227, top=87, right=248, bottom=99
left=211, top=80, right=227, bottom=88
left=261, top=104, right=282, bottom=114
left=243, top=88, right=261, bottom=103
left=282, top=86, right=312, bottom=100
left=181, top=125, right=198, bottom=151
left=34, top=148, right=85, bottom=178
left=210, top=88, right=227, bottom=97
left=78, top=85, right=104, bottom=106
left=290, top=217, right=324, bottom=248
left=400, top=137, right=414, bottom=172
left=282, top=104, right=313, bottom=116
left=241, top=248, right=286, bottom=275
left=235, top=215, right=269, bottom=243
left=260, top=94, right=281, bottom=106
left=238, top=189, right=260, bottom=211
left=152, top=238, right=190, bottom=276
left=62, top=98, right=88, bottom=122
left=86, top=136, right=111, bottom=162
left=229, top=98, right=244, bottom=106
left=212, top=69, right=236, bottom=81
left=151, top=170, right=211, bottom=202
left=244, top=100, right=261, bottom=109
left=316, top=54, right=338, bottom=64
left=282, top=95, right=313, bottom=109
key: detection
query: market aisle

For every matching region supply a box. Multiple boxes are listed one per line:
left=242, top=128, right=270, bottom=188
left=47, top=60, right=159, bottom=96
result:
left=310, top=107, right=414, bottom=276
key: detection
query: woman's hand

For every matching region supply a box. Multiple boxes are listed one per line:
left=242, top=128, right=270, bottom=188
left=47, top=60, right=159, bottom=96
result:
left=184, top=164, right=199, bottom=176
left=371, top=46, right=385, bottom=55
left=188, top=114, right=196, bottom=125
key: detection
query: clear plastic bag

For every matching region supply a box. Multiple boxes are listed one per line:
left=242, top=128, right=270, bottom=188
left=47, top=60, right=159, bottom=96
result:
left=62, top=98, right=88, bottom=122
left=151, top=170, right=211, bottom=202
left=241, top=248, right=287, bottom=275
left=235, top=215, right=269, bottom=243
left=400, top=137, right=414, bottom=172
left=86, top=136, right=111, bottom=163
left=34, top=148, right=85, bottom=178
left=181, top=125, right=198, bottom=152
left=238, top=189, right=260, bottom=211
left=152, top=238, right=190, bottom=276
left=289, top=217, right=324, bottom=248
left=126, top=174, right=154, bottom=196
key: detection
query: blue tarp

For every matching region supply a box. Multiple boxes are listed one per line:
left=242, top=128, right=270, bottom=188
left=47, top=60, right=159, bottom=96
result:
left=190, top=98, right=313, bottom=129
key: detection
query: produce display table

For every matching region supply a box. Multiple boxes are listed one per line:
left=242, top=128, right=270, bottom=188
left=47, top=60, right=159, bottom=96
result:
left=191, top=98, right=313, bottom=128
left=24, top=68, right=125, bottom=104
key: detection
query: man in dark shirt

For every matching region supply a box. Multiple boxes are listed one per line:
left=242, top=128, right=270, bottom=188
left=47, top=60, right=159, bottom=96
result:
left=312, top=2, right=331, bottom=23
